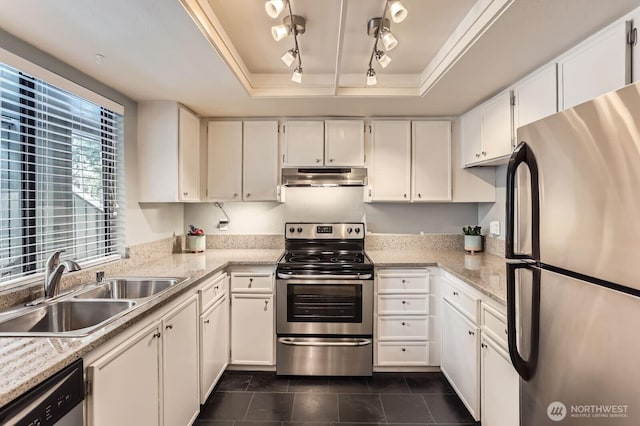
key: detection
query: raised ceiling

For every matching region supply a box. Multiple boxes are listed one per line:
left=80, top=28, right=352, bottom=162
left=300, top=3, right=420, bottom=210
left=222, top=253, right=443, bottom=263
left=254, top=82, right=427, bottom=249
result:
left=0, top=0, right=637, bottom=116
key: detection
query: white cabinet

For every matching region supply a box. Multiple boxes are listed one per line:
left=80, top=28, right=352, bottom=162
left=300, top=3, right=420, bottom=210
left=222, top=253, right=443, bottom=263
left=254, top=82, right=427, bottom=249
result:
left=282, top=121, right=324, bottom=166
left=559, top=21, right=629, bottom=110
left=230, top=268, right=275, bottom=366
left=441, top=299, right=480, bottom=421
left=162, top=296, right=200, bottom=426
left=375, top=268, right=432, bottom=368
left=412, top=121, right=451, bottom=201
left=137, top=101, right=201, bottom=202
left=231, top=293, right=274, bottom=365
left=243, top=121, right=279, bottom=201
left=480, top=303, right=519, bottom=426
left=200, top=293, right=229, bottom=403
left=206, top=121, right=242, bottom=201
left=324, top=120, right=365, bottom=166
left=461, top=90, right=513, bottom=167
left=87, top=295, right=199, bottom=426
left=87, top=322, right=161, bottom=426
left=369, top=121, right=411, bottom=201
left=513, top=63, right=558, bottom=130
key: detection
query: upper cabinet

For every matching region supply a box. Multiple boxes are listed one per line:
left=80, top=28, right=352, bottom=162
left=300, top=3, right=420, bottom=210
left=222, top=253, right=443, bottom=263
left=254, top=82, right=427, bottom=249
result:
left=207, top=120, right=279, bottom=202
left=137, top=101, right=201, bottom=202
left=282, top=121, right=324, bottom=166
left=282, top=120, right=365, bottom=167
left=461, top=90, right=513, bottom=167
left=368, top=121, right=412, bottom=202
left=324, top=120, right=365, bottom=166
left=559, top=21, right=630, bottom=110
left=412, top=121, right=452, bottom=202
left=513, top=63, right=558, bottom=130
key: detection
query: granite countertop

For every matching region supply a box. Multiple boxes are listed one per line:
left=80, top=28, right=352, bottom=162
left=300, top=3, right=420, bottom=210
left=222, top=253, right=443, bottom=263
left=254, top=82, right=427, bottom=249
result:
left=0, top=247, right=506, bottom=408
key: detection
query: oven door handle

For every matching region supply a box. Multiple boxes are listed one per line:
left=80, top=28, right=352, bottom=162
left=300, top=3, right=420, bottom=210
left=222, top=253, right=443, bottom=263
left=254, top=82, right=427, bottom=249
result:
left=278, top=337, right=372, bottom=347
left=277, top=273, right=372, bottom=280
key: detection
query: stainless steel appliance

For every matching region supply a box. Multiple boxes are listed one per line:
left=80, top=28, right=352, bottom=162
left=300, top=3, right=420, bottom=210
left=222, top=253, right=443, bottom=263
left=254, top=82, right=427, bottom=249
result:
left=506, top=82, right=640, bottom=425
left=281, top=167, right=367, bottom=187
left=276, top=222, right=373, bottom=376
left=0, top=359, right=83, bottom=425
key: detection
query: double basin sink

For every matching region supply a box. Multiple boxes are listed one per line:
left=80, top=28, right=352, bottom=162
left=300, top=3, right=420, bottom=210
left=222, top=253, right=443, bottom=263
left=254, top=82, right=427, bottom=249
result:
left=0, top=277, right=187, bottom=337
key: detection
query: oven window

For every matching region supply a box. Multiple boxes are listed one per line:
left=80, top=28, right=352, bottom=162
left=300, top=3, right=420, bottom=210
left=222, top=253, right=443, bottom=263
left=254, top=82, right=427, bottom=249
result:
left=287, top=284, right=362, bottom=323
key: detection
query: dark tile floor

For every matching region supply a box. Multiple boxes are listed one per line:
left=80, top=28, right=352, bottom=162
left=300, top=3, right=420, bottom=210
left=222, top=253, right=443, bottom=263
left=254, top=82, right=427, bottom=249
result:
left=195, top=371, right=478, bottom=426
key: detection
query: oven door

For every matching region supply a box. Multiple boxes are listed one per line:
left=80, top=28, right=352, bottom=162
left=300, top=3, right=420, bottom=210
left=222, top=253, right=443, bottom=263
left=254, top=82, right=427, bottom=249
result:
left=276, top=278, right=373, bottom=335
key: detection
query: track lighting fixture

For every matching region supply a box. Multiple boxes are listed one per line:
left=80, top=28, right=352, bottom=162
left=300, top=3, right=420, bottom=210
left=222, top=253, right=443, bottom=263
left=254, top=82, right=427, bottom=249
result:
left=365, top=0, right=408, bottom=86
left=265, top=1, right=305, bottom=84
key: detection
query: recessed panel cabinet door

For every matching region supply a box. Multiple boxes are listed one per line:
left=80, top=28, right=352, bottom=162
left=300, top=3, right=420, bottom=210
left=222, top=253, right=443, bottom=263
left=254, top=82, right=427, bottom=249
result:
left=370, top=121, right=411, bottom=201
left=200, top=295, right=230, bottom=403
left=480, top=91, right=513, bottom=160
left=324, top=120, right=364, bottom=166
left=412, top=121, right=451, bottom=201
left=87, top=322, right=161, bottom=426
left=207, top=121, right=243, bottom=201
left=243, top=121, right=279, bottom=201
left=178, top=107, right=201, bottom=201
left=282, top=121, right=324, bottom=166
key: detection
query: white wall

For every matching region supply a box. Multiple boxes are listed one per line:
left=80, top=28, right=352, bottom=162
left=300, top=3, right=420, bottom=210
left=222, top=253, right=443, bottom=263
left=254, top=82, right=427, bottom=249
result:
left=0, top=28, right=184, bottom=246
left=478, top=165, right=506, bottom=239
left=184, top=187, right=478, bottom=235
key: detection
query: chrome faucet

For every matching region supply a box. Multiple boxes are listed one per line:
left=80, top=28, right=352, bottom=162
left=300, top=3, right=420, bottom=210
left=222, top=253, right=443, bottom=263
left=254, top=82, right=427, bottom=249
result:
left=44, top=250, right=82, bottom=299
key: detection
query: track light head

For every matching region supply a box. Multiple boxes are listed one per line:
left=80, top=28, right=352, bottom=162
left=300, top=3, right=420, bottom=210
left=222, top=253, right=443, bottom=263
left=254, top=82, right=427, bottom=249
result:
left=265, top=0, right=287, bottom=19
left=292, top=66, right=303, bottom=83
left=375, top=50, right=392, bottom=68
left=281, top=49, right=298, bottom=67
left=388, top=1, right=408, bottom=23
left=366, top=68, right=377, bottom=86
left=271, top=24, right=290, bottom=41
left=381, top=29, right=398, bottom=51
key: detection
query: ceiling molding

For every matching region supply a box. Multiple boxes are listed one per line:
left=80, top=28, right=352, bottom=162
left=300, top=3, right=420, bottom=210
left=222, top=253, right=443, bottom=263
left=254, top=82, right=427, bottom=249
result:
left=332, top=0, right=348, bottom=95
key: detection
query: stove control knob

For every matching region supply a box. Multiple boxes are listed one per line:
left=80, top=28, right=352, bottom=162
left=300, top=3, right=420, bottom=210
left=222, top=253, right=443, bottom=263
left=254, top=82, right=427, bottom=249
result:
left=289, top=227, right=295, bottom=233
left=355, top=227, right=361, bottom=234
left=297, top=227, right=303, bottom=233
left=347, top=227, right=353, bottom=234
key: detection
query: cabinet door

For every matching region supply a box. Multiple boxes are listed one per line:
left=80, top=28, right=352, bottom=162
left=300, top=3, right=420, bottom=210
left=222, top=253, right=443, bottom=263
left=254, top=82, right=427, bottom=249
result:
left=441, top=299, right=480, bottom=421
left=243, top=121, right=279, bottom=201
left=231, top=293, right=274, bottom=365
left=88, top=322, right=161, bottom=426
left=207, top=121, right=243, bottom=201
left=514, top=63, right=558, bottom=130
left=411, top=121, right=451, bottom=201
left=460, top=107, right=482, bottom=166
left=178, top=106, right=201, bottom=201
left=481, top=337, right=519, bottom=426
left=560, top=21, right=629, bottom=109
left=324, top=120, right=365, bottom=166
left=480, top=91, right=513, bottom=161
left=370, top=121, right=411, bottom=201
left=283, top=121, right=324, bottom=166
left=200, top=295, right=229, bottom=403
left=162, top=296, right=200, bottom=426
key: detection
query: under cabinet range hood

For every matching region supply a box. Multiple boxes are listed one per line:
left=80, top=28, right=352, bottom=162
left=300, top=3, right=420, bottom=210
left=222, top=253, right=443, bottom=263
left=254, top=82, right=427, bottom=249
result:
left=281, top=167, right=367, bottom=187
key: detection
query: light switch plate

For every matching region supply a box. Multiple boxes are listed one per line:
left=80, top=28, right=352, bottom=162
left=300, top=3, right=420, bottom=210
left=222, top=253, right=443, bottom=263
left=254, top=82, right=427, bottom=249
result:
left=489, top=220, right=500, bottom=236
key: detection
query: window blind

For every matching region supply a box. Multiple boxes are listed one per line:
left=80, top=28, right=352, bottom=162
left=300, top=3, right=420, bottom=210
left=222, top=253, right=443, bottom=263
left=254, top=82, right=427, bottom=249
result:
left=0, top=62, right=124, bottom=286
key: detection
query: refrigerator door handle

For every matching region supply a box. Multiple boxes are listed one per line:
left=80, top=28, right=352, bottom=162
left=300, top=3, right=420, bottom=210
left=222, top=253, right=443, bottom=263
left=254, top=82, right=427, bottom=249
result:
left=507, top=262, right=540, bottom=381
left=506, top=141, right=540, bottom=260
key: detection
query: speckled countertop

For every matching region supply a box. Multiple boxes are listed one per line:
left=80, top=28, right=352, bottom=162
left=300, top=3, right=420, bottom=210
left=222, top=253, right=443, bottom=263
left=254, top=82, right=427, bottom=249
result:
left=0, top=247, right=506, bottom=408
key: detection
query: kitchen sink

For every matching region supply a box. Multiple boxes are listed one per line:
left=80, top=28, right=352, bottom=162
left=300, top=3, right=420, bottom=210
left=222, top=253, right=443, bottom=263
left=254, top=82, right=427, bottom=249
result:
left=74, top=277, right=186, bottom=300
left=0, top=300, right=136, bottom=337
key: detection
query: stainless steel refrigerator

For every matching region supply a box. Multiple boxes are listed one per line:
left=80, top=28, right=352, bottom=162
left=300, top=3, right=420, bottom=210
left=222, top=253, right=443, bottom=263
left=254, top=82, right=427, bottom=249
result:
left=506, top=81, right=640, bottom=425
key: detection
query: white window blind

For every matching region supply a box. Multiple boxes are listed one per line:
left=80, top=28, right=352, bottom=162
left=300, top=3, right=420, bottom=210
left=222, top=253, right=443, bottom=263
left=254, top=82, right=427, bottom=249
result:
left=0, top=62, right=124, bottom=286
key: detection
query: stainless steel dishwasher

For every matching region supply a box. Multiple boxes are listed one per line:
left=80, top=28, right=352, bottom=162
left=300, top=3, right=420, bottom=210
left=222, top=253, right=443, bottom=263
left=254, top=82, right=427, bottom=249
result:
left=0, top=359, right=83, bottom=425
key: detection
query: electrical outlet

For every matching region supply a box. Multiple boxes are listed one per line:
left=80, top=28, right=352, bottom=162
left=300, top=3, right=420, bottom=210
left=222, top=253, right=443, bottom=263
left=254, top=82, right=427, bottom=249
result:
left=489, top=220, right=500, bottom=236
left=218, top=219, right=229, bottom=231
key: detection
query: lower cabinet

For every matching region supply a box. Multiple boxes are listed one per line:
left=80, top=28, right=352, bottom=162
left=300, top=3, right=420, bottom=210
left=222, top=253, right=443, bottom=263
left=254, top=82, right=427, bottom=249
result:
left=441, top=298, right=480, bottom=421
left=481, top=335, right=520, bottom=426
left=231, top=293, right=274, bottom=365
left=87, top=295, right=199, bottom=426
left=200, top=294, right=229, bottom=403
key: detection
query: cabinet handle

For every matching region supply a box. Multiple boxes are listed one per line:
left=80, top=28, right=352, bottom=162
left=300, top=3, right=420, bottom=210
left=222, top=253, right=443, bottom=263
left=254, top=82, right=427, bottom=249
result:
left=329, top=158, right=334, bottom=162
left=183, top=192, right=188, bottom=196
left=468, top=330, right=475, bottom=336
left=505, top=328, right=508, bottom=335
left=401, top=322, right=406, bottom=326
left=233, top=193, right=238, bottom=198
left=402, top=300, right=406, bottom=305
left=264, top=299, right=269, bottom=311
left=482, top=151, right=487, bottom=156
left=475, top=153, right=480, bottom=158
left=165, top=324, right=173, bottom=330
left=214, top=285, right=219, bottom=290
left=453, top=291, right=459, bottom=296
left=204, top=319, right=210, bottom=324
left=246, top=193, right=251, bottom=197
left=403, top=193, right=407, bottom=198
left=401, top=348, right=406, bottom=352
left=481, top=342, right=487, bottom=348
left=153, top=332, right=161, bottom=339
left=401, top=279, right=406, bottom=284
left=248, top=278, right=253, bottom=287
left=418, top=193, right=422, bottom=198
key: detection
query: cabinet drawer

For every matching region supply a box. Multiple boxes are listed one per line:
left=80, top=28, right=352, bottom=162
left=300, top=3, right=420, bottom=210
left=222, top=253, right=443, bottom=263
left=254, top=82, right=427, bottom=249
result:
left=378, top=295, right=429, bottom=315
left=481, top=303, right=508, bottom=349
left=231, top=272, right=273, bottom=293
left=377, top=342, right=429, bottom=366
left=199, top=274, right=227, bottom=311
left=377, top=271, right=429, bottom=293
left=442, top=279, right=479, bottom=323
left=377, top=316, right=429, bottom=340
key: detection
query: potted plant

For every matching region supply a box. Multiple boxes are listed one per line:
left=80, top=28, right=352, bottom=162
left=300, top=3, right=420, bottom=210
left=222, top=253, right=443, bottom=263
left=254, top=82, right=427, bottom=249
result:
left=185, top=224, right=206, bottom=253
left=463, top=226, right=483, bottom=253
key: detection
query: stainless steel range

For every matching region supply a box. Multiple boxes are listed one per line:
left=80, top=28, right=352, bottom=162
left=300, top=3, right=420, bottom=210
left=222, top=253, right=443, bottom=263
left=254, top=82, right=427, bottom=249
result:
left=276, top=222, right=374, bottom=376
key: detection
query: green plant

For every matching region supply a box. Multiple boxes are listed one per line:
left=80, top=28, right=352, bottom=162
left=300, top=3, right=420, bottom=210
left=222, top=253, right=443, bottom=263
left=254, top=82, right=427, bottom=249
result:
left=463, top=226, right=482, bottom=236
